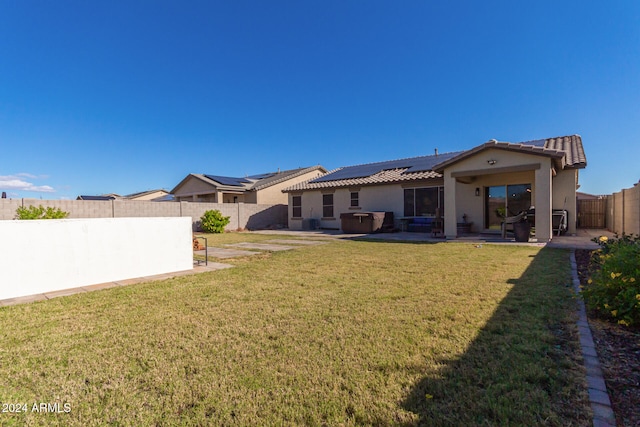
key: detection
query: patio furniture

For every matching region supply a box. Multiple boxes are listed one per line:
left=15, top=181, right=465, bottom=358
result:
left=552, top=209, right=568, bottom=236
left=407, top=217, right=434, bottom=233
left=340, top=212, right=394, bottom=233
left=501, top=211, right=527, bottom=239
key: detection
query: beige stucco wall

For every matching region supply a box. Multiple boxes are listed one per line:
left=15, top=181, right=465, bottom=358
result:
left=552, top=169, right=578, bottom=234
left=258, top=169, right=325, bottom=205
left=288, top=180, right=443, bottom=231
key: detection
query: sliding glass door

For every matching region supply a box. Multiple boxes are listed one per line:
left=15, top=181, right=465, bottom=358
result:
left=485, top=184, right=531, bottom=229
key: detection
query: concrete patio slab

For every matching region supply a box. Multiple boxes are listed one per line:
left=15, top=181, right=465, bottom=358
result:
left=225, top=242, right=295, bottom=251
left=195, top=247, right=259, bottom=259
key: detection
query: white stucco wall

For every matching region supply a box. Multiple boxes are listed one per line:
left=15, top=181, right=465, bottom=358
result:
left=0, top=217, right=193, bottom=300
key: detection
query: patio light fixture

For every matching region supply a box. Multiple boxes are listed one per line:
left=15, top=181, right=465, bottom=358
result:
left=487, top=159, right=497, bottom=165
left=475, top=187, right=480, bottom=197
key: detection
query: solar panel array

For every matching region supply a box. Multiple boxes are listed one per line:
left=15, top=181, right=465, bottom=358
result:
left=311, top=151, right=463, bottom=183
left=204, top=175, right=252, bottom=187
left=247, top=172, right=276, bottom=180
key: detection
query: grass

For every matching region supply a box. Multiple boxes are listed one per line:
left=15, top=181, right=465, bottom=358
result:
left=0, top=235, right=591, bottom=426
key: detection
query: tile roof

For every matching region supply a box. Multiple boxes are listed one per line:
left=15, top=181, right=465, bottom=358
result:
left=432, top=135, right=586, bottom=172
left=544, top=135, right=586, bottom=168
left=284, top=134, right=586, bottom=192
left=284, top=167, right=443, bottom=191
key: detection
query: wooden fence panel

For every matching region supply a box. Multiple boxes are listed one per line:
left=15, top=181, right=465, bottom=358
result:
left=577, top=199, right=606, bottom=228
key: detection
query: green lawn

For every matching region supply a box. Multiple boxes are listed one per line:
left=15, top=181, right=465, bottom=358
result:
left=0, top=235, right=591, bottom=426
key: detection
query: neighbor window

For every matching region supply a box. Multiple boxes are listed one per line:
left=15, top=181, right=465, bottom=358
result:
left=323, top=194, right=334, bottom=218
left=403, top=187, right=444, bottom=217
left=292, top=195, right=302, bottom=218
left=350, top=192, right=359, bottom=207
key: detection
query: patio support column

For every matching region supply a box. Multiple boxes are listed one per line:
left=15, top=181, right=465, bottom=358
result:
left=535, top=161, right=553, bottom=242
left=443, top=170, right=457, bottom=238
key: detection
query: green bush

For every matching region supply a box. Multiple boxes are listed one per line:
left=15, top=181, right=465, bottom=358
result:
left=582, top=234, right=640, bottom=327
left=200, top=209, right=230, bottom=233
left=15, top=205, right=69, bottom=220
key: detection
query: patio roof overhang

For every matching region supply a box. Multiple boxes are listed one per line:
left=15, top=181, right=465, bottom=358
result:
left=433, top=141, right=566, bottom=175
left=450, top=163, right=544, bottom=184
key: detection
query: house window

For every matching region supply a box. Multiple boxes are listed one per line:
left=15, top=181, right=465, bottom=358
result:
left=292, top=195, right=302, bottom=218
left=322, top=194, right=334, bottom=218
left=350, top=192, right=359, bottom=207
left=404, top=187, right=444, bottom=217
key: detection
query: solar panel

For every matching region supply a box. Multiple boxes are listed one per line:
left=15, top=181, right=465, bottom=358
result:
left=247, top=172, right=276, bottom=180
left=311, top=151, right=464, bottom=183
left=520, top=138, right=546, bottom=147
left=403, top=151, right=462, bottom=173
left=204, top=175, right=252, bottom=186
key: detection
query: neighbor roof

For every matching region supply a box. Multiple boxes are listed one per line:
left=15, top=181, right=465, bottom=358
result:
left=124, top=189, right=169, bottom=199
left=76, top=195, right=119, bottom=201
left=171, top=165, right=327, bottom=194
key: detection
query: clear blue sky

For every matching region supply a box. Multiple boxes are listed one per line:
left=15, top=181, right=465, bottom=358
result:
left=1, top=1, right=638, bottom=199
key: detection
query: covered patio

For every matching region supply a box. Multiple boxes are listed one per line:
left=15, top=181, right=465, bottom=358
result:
left=433, top=137, right=587, bottom=242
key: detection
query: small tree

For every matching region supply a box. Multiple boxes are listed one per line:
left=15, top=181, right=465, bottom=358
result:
left=200, top=209, right=230, bottom=233
left=15, top=205, right=69, bottom=220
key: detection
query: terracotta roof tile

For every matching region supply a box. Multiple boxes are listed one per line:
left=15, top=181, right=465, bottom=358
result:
left=284, top=168, right=442, bottom=191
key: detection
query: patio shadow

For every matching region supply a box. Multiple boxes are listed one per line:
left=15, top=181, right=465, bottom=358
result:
left=400, top=247, right=591, bottom=426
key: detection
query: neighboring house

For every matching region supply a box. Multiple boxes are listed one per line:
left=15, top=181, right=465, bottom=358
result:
left=283, top=135, right=586, bottom=242
left=124, top=189, right=170, bottom=201
left=76, top=190, right=171, bottom=202
left=76, top=194, right=121, bottom=201
left=171, top=166, right=327, bottom=205
left=577, top=191, right=605, bottom=200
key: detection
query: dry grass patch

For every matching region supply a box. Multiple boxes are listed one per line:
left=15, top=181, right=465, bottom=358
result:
left=0, top=241, right=590, bottom=426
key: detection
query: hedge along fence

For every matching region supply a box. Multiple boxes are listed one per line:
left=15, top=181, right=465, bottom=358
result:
left=0, top=217, right=193, bottom=301
left=0, top=199, right=288, bottom=231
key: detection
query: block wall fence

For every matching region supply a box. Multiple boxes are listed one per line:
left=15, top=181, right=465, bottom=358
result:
left=0, top=199, right=288, bottom=231
left=605, top=182, right=640, bottom=236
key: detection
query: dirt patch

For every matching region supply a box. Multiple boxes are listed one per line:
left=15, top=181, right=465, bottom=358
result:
left=575, top=249, right=640, bottom=426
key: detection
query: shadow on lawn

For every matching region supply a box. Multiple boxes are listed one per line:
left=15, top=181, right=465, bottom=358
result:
left=400, top=247, right=590, bottom=426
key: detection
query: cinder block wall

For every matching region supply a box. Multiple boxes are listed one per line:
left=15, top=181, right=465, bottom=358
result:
left=0, top=199, right=288, bottom=231
left=179, top=202, right=241, bottom=230
left=606, top=183, right=640, bottom=236
left=113, top=200, right=181, bottom=218
left=0, top=199, right=21, bottom=219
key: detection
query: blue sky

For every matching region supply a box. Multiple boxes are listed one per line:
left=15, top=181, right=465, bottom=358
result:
left=1, top=1, right=638, bottom=199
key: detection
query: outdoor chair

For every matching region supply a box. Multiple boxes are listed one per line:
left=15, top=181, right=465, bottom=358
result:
left=501, top=211, right=526, bottom=239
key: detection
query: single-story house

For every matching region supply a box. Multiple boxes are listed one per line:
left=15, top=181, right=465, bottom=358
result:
left=171, top=166, right=327, bottom=205
left=283, top=135, right=586, bottom=242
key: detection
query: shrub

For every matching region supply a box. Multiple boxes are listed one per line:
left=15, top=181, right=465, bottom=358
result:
left=582, top=234, right=640, bottom=327
left=200, top=209, right=230, bottom=233
left=15, top=205, right=69, bottom=220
